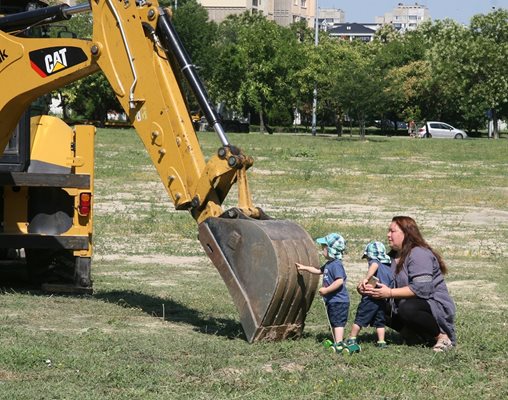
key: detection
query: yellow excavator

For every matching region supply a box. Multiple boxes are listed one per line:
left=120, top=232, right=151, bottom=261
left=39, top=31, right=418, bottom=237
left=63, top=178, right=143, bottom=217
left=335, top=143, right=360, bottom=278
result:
left=0, top=0, right=319, bottom=343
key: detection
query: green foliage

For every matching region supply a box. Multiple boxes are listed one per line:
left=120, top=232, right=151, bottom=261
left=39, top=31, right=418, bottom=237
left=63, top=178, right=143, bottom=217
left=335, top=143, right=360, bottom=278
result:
left=210, top=13, right=307, bottom=130
left=465, top=10, right=508, bottom=133
left=405, top=11, right=508, bottom=133
left=172, top=0, right=218, bottom=81
left=384, top=60, right=432, bottom=122
left=36, top=3, right=508, bottom=136
left=66, top=73, right=121, bottom=124
left=206, top=8, right=508, bottom=136
left=44, top=6, right=120, bottom=123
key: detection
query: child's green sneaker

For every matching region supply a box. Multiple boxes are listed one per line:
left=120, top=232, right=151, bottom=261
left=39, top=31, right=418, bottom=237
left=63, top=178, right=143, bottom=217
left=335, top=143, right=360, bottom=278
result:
left=344, top=338, right=361, bottom=353
left=332, top=341, right=347, bottom=354
left=376, top=341, right=388, bottom=349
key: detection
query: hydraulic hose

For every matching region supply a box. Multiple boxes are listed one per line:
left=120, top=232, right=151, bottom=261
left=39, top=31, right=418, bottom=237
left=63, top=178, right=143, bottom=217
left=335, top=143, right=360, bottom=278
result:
left=0, top=4, right=71, bottom=33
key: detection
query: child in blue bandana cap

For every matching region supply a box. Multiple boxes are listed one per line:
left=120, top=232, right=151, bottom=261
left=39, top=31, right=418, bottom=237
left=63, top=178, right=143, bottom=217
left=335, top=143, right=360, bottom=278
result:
left=296, top=233, right=349, bottom=353
left=346, top=241, right=394, bottom=351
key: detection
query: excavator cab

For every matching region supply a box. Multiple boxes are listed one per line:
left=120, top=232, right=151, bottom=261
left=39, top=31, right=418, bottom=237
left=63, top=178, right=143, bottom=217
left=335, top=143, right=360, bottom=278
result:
left=0, top=0, right=319, bottom=342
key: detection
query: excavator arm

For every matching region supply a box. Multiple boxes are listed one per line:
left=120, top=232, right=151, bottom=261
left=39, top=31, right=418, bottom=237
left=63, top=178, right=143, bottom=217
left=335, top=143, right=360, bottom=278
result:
left=0, top=1, right=319, bottom=342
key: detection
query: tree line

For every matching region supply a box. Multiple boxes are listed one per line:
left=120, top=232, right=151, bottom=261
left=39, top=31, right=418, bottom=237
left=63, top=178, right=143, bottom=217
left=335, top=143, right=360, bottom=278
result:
left=60, top=0, right=508, bottom=138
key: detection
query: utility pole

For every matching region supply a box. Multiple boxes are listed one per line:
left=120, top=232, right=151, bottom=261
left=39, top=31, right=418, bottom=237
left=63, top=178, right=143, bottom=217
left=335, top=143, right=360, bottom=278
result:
left=311, top=0, right=319, bottom=136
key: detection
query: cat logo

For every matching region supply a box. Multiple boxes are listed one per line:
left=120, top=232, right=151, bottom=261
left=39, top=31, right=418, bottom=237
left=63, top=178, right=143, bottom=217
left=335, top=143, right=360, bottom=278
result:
left=30, top=46, right=88, bottom=78
left=45, top=48, right=68, bottom=74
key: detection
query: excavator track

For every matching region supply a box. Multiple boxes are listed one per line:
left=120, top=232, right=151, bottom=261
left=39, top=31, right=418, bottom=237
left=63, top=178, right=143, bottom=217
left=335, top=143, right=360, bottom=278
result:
left=199, top=210, right=320, bottom=343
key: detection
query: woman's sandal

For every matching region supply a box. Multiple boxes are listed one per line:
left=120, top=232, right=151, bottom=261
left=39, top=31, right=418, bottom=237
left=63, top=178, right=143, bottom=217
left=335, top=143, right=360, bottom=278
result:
left=433, top=338, right=453, bottom=352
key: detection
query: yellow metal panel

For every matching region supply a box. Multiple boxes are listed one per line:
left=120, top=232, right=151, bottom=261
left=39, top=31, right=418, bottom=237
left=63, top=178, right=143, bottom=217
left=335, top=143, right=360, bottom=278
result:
left=70, top=125, right=95, bottom=257
left=30, top=115, right=73, bottom=168
left=0, top=33, right=97, bottom=154
left=0, top=32, right=23, bottom=73
left=3, top=187, right=28, bottom=233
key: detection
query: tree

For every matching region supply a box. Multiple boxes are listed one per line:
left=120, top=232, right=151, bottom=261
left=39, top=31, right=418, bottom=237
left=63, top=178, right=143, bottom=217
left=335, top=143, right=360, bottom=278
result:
left=423, top=10, right=508, bottom=136
left=65, top=74, right=122, bottom=125
left=211, top=13, right=304, bottom=132
left=338, top=43, right=385, bottom=139
left=291, top=35, right=371, bottom=136
left=466, top=9, right=508, bottom=137
left=384, top=60, right=432, bottom=124
left=172, top=0, right=217, bottom=81
left=288, top=26, right=323, bottom=132
left=303, top=40, right=384, bottom=139
left=372, top=25, right=430, bottom=127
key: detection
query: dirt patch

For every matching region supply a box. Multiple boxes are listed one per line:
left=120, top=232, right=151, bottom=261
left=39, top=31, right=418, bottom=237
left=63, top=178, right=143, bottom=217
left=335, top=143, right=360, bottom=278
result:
left=0, top=369, right=18, bottom=381
left=97, top=254, right=204, bottom=267
left=261, top=363, right=274, bottom=373
left=252, top=168, right=286, bottom=175
left=459, top=209, right=508, bottom=226
left=219, top=367, right=243, bottom=378
left=281, top=362, right=305, bottom=372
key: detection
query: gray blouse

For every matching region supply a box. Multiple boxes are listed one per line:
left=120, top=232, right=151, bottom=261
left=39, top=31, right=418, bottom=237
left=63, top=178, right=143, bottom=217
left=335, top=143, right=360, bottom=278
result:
left=394, top=247, right=457, bottom=344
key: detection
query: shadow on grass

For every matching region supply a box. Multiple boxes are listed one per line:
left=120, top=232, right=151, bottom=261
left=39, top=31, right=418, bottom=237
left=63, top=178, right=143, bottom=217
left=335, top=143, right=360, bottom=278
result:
left=0, top=269, right=245, bottom=340
left=94, top=290, right=245, bottom=340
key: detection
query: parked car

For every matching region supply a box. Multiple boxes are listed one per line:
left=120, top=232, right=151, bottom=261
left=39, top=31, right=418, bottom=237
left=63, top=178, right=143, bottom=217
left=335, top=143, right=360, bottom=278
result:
left=418, top=122, right=468, bottom=139
left=375, top=119, right=408, bottom=130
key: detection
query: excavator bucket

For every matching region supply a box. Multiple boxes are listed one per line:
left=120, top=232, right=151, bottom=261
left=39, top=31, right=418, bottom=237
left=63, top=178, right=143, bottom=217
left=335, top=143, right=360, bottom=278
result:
left=199, top=210, right=320, bottom=343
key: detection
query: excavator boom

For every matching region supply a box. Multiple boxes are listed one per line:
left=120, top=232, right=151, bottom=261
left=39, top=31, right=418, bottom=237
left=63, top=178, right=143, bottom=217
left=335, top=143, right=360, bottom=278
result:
left=0, top=1, right=319, bottom=342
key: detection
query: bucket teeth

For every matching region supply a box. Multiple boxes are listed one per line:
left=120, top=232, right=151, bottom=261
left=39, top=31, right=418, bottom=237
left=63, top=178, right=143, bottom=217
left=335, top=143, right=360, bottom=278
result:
left=199, top=214, right=319, bottom=343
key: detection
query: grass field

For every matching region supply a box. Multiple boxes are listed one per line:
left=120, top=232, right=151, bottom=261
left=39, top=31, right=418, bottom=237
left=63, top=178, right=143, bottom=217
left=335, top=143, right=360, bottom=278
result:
left=1, top=130, right=507, bottom=399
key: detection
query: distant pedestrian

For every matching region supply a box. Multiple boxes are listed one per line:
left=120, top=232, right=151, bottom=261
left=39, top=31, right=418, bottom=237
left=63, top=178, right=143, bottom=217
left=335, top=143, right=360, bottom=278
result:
left=296, top=233, right=349, bottom=353
left=408, top=120, right=416, bottom=137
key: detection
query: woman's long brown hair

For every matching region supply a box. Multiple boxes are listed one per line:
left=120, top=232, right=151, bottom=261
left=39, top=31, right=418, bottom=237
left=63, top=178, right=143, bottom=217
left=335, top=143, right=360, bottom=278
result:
left=392, top=216, right=447, bottom=275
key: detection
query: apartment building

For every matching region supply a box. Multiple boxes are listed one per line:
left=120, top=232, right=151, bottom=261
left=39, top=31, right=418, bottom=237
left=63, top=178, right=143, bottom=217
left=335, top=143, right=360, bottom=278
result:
left=275, top=0, right=316, bottom=27
left=197, top=0, right=255, bottom=23
left=375, top=2, right=430, bottom=32
left=197, top=0, right=316, bottom=27
left=318, top=7, right=345, bottom=29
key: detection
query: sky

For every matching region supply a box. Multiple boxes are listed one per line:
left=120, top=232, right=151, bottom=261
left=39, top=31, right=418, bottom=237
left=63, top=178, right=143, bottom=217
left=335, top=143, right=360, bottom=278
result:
left=318, top=0, right=507, bottom=24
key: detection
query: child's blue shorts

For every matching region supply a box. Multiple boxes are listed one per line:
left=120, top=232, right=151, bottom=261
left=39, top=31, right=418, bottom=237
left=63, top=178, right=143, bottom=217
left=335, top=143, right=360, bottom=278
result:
left=354, top=296, right=386, bottom=328
left=327, top=302, right=349, bottom=328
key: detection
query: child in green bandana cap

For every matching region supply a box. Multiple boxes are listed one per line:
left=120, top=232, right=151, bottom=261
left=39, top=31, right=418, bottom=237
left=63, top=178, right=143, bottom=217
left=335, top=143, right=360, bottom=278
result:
left=296, top=233, right=349, bottom=353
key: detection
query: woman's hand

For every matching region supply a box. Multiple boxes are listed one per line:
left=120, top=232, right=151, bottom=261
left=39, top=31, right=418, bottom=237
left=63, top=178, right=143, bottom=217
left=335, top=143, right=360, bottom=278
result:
left=363, top=283, right=391, bottom=299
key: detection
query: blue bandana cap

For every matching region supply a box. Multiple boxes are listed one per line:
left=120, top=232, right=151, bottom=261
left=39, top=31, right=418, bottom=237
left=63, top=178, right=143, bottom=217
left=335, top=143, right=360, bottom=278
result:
left=316, top=233, right=346, bottom=260
left=362, top=241, right=391, bottom=264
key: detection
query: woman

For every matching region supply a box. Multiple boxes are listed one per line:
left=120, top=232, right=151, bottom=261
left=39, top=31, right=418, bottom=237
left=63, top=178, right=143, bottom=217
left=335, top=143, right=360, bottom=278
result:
left=363, top=216, right=456, bottom=352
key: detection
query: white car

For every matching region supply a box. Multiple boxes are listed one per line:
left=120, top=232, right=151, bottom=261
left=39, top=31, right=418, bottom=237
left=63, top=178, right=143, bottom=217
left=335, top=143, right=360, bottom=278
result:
left=417, top=122, right=468, bottom=139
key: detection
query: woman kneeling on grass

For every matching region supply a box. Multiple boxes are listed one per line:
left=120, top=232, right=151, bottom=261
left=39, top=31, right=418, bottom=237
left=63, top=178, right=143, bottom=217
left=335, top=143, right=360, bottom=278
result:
left=362, top=216, right=456, bottom=352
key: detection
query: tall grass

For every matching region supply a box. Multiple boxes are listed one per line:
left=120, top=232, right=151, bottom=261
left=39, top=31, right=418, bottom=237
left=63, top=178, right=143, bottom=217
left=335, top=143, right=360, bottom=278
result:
left=1, top=130, right=507, bottom=399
